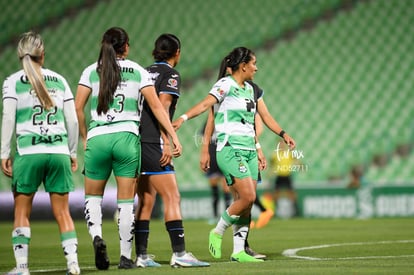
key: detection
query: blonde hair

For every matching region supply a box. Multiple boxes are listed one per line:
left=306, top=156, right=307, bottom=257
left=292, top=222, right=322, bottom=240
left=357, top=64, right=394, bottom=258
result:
left=17, top=32, right=54, bottom=110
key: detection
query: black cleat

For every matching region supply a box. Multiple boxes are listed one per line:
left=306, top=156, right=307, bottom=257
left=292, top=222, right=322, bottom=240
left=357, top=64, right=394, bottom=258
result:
left=93, top=236, right=110, bottom=270
left=118, top=255, right=135, bottom=269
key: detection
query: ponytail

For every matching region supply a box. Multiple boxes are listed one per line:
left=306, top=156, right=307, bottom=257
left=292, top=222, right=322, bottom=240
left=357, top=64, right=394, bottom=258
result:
left=217, top=47, right=254, bottom=80
left=217, top=57, right=229, bottom=80
left=96, top=27, right=129, bottom=115
left=97, top=41, right=121, bottom=115
left=18, top=32, right=54, bottom=110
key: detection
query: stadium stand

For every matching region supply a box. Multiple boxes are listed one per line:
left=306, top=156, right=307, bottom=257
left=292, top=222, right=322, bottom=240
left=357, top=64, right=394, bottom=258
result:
left=0, top=0, right=412, bottom=191
left=0, top=0, right=87, bottom=47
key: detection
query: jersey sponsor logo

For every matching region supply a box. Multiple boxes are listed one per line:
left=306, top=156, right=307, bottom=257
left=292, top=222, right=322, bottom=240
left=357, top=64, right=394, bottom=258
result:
left=120, top=67, right=134, bottom=73
left=149, top=72, right=160, bottom=82
left=244, top=98, right=255, bottom=112
left=20, top=74, right=58, bottom=84
left=167, top=78, right=178, bottom=89
left=31, top=134, right=63, bottom=145
left=171, top=74, right=179, bottom=78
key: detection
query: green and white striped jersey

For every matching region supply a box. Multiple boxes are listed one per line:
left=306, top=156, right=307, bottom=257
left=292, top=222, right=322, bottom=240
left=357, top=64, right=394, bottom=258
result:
left=78, top=59, right=153, bottom=140
left=2, top=68, right=74, bottom=156
left=209, top=76, right=256, bottom=151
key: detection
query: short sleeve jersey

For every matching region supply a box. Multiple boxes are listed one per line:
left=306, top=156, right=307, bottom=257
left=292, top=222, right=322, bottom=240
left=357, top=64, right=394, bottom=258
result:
left=140, top=62, right=181, bottom=143
left=2, top=68, right=74, bottom=155
left=248, top=81, right=264, bottom=106
left=209, top=76, right=257, bottom=151
left=78, top=59, right=153, bottom=139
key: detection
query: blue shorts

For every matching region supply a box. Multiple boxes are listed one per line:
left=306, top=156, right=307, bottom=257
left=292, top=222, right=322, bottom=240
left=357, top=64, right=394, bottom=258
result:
left=140, top=142, right=175, bottom=175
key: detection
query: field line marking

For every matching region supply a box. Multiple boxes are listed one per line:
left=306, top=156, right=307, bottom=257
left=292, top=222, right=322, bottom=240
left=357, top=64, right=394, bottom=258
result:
left=32, top=266, right=96, bottom=273
left=282, top=240, right=414, bottom=261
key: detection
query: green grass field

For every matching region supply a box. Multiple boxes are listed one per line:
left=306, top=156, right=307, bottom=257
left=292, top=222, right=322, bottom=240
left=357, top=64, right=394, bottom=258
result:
left=1, top=218, right=414, bottom=274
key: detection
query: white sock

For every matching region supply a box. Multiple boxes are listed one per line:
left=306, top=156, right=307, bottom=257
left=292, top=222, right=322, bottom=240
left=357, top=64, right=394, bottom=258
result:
left=84, top=196, right=103, bottom=239
left=61, top=231, right=79, bottom=267
left=117, top=200, right=134, bottom=259
left=232, top=224, right=249, bottom=254
left=214, top=209, right=239, bottom=235
left=12, top=227, right=30, bottom=269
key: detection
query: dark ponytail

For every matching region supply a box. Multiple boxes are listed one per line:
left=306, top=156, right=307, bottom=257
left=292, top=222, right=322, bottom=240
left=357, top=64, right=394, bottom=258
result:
left=217, top=47, right=254, bottom=80
left=96, top=27, right=129, bottom=115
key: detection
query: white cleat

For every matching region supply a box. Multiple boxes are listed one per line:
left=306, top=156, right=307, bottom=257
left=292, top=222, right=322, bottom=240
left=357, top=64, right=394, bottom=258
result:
left=170, top=252, right=210, bottom=268
left=136, top=254, right=161, bottom=268
left=5, top=267, right=30, bottom=275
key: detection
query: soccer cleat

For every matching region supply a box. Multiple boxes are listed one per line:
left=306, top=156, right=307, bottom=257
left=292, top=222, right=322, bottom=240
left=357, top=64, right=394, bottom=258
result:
left=136, top=254, right=161, bottom=268
left=255, top=209, right=274, bottom=229
left=231, top=251, right=264, bottom=262
left=66, top=261, right=81, bottom=275
left=170, top=252, right=210, bottom=268
left=118, top=255, right=135, bottom=269
left=245, top=246, right=267, bottom=259
left=208, top=229, right=222, bottom=259
left=93, top=236, right=110, bottom=270
left=5, top=267, right=30, bottom=275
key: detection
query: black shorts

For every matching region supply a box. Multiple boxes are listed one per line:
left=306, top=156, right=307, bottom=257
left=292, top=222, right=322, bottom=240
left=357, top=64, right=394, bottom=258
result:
left=206, top=143, right=223, bottom=178
left=275, top=175, right=292, bottom=190
left=141, top=142, right=175, bottom=175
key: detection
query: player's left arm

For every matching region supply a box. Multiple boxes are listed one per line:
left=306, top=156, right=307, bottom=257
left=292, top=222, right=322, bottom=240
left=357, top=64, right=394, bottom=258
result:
left=256, top=98, right=296, bottom=149
left=254, top=114, right=267, bottom=170
left=158, top=93, right=175, bottom=166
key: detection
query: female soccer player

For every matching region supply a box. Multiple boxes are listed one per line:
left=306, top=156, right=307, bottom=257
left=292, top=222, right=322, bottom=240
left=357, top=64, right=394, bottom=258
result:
left=1, top=31, right=80, bottom=275
left=75, top=27, right=181, bottom=269
left=173, top=47, right=295, bottom=262
left=134, top=33, right=209, bottom=268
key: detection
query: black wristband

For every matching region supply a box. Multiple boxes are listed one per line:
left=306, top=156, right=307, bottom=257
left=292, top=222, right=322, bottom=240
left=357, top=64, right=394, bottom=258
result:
left=279, top=130, right=286, bottom=138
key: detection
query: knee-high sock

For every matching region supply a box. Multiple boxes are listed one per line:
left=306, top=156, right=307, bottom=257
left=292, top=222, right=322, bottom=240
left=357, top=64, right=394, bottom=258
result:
left=135, top=220, right=150, bottom=256
left=232, top=216, right=250, bottom=254
left=166, top=220, right=186, bottom=254
left=12, top=227, right=30, bottom=269
left=214, top=209, right=240, bottom=235
left=117, top=200, right=134, bottom=259
left=84, top=196, right=103, bottom=239
left=61, top=230, right=79, bottom=267
left=244, top=214, right=252, bottom=249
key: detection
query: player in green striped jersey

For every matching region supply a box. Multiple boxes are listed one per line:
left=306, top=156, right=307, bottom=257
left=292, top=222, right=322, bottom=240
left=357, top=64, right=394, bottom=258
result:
left=75, top=27, right=181, bottom=270
left=1, top=32, right=80, bottom=275
left=173, top=47, right=295, bottom=262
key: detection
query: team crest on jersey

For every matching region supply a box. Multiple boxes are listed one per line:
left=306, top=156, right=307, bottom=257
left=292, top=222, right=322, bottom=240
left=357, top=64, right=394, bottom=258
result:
left=239, top=163, right=247, bottom=173
left=167, top=78, right=178, bottom=89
